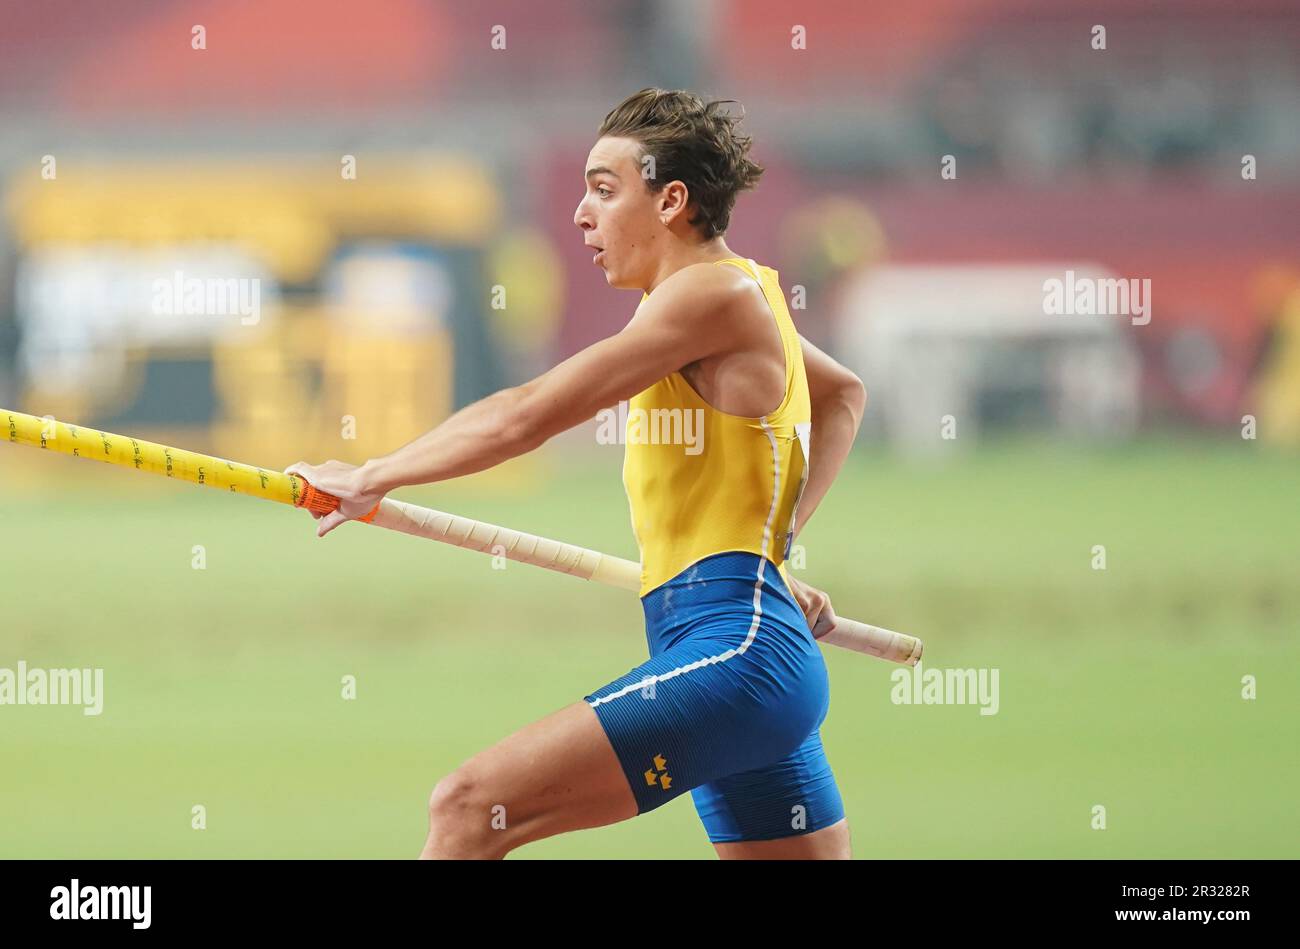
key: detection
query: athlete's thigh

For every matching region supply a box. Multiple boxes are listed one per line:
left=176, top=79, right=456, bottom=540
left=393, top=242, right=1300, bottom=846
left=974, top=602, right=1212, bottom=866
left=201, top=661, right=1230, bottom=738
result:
left=447, top=701, right=638, bottom=849
left=714, top=817, right=851, bottom=859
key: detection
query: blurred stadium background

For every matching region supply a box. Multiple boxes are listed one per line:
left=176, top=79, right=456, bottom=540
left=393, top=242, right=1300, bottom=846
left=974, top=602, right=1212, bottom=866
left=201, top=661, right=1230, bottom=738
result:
left=1, top=0, right=1297, bottom=858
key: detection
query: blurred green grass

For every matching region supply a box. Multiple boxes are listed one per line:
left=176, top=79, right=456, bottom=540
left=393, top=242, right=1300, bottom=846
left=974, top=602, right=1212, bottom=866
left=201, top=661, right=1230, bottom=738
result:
left=1, top=438, right=1297, bottom=858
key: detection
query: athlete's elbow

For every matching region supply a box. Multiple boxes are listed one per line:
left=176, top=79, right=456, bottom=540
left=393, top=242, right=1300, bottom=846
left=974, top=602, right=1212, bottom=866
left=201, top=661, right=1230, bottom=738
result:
left=497, top=387, right=551, bottom=454
left=829, top=374, right=867, bottom=425
left=846, top=374, right=867, bottom=415
left=497, top=414, right=541, bottom=456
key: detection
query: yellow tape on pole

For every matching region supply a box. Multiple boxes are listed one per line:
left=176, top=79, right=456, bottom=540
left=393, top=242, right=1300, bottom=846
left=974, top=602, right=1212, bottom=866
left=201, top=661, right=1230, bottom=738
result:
left=4, top=408, right=310, bottom=507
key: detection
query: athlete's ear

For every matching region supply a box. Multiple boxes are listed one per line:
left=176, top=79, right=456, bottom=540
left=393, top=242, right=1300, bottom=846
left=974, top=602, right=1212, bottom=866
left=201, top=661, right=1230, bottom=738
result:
left=658, top=180, right=690, bottom=226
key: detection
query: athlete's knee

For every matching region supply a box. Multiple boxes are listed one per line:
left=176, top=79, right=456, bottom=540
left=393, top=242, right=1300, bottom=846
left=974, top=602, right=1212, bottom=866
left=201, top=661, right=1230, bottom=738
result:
left=426, top=768, right=511, bottom=858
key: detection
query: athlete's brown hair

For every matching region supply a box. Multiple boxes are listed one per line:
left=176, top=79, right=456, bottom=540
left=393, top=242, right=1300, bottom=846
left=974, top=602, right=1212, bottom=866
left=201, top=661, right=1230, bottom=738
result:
left=598, top=88, right=764, bottom=240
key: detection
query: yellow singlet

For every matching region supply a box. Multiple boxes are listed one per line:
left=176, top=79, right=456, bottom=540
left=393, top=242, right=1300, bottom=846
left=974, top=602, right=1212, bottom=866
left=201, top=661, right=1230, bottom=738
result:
left=623, top=257, right=812, bottom=597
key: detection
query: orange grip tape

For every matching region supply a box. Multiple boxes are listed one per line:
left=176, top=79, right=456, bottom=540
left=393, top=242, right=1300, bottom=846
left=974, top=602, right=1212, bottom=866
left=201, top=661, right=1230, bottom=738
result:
left=297, top=480, right=380, bottom=523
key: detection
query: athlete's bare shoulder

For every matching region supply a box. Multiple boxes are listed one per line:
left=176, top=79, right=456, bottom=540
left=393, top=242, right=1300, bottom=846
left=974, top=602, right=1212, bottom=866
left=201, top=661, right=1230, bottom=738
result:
left=632, top=259, right=762, bottom=333
left=622, top=258, right=782, bottom=406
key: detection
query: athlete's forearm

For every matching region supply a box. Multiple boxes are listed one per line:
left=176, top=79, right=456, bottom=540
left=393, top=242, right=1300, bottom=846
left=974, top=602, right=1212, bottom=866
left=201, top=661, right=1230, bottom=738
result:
left=793, top=380, right=866, bottom=537
left=359, top=386, right=542, bottom=494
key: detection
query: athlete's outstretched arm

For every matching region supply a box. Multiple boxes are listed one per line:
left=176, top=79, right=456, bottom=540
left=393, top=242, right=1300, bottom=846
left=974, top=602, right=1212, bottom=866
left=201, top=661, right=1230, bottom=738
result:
left=791, top=334, right=867, bottom=539
left=285, top=265, right=744, bottom=535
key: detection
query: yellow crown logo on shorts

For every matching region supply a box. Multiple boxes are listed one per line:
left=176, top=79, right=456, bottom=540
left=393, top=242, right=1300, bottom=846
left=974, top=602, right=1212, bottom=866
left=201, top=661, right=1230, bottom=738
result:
left=644, top=754, right=672, bottom=790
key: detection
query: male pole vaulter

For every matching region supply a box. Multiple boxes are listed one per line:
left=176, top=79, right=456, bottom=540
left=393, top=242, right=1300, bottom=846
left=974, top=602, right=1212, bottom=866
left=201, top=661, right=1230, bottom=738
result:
left=286, top=89, right=869, bottom=859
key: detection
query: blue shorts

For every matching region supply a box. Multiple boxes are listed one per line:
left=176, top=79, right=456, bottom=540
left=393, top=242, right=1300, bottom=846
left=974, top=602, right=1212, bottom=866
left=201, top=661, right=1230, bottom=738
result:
left=584, top=551, right=845, bottom=843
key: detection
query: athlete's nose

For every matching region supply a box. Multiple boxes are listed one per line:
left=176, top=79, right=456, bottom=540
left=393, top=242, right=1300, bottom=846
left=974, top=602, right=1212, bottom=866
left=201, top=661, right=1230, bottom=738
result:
left=574, top=196, right=595, bottom=231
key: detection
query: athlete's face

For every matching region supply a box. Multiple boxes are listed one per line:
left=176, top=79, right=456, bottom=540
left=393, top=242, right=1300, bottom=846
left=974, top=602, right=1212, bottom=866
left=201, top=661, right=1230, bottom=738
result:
left=574, top=136, right=667, bottom=290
